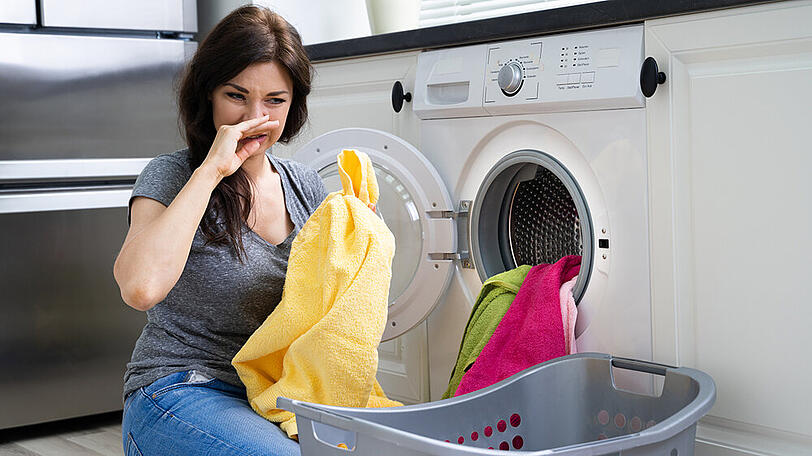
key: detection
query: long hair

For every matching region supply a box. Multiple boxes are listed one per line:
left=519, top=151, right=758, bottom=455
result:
left=177, top=5, right=312, bottom=260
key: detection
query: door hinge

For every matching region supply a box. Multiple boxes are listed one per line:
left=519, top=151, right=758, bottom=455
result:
left=426, top=200, right=473, bottom=268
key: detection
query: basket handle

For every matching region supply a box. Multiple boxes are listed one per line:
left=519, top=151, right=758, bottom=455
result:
left=549, top=355, right=716, bottom=456
left=611, top=357, right=676, bottom=376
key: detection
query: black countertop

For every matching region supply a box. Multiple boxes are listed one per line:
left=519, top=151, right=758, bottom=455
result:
left=306, top=0, right=780, bottom=62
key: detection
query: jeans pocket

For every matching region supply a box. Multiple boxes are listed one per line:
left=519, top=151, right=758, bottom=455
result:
left=125, top=432, right=143, bottom=456
left=149, top=370, right=216, bottom=400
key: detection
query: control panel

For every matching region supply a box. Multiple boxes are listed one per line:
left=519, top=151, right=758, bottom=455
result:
left=414, top=24, right=645, bottom=119
left=556, top=43, right=596, bottom=87
left=484, top=24, right=644, bottom=114
left=486, top=40, right=542, bottom=100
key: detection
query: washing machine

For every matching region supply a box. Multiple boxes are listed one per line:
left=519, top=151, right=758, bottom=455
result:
left=294, top=24, right=653, bottom=401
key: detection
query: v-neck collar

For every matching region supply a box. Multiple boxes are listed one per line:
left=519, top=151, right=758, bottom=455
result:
left=266, top=151, right=301, bottom=228
left=241, top=151, right=298, bottom=250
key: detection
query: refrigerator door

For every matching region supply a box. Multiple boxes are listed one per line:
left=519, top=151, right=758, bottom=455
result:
left=0, top=185, right=146, bottom=429
left=0, top=0, right=36, bottom=25
left=0, top=32, right=195, bottom=161
left=40, top=0, right=197, bottom=32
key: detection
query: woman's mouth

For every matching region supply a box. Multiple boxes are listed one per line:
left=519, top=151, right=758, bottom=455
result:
left=239, top=134, right=267, bottom=146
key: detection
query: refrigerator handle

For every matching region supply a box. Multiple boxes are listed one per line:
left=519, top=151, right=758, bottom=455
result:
left=0, top=188, right=133, bottom=215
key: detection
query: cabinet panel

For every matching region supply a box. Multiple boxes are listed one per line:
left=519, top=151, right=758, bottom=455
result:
left=646, top=1, right=812, bottom=454
left=274, top=51, right=421, bottom=158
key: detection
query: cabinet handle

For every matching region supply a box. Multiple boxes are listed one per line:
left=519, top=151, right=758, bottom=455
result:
left=640, top=57, right=666, bottom=98
left=391, top=81, right=412, bottom=113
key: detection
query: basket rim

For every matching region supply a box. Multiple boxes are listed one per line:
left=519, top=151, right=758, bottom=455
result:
left=279, top=353, right=717, bottom=455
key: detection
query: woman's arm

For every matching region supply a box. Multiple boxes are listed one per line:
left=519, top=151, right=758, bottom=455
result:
left=113, top=166, right=221, bottom=311
left=113, top=115, right=278, bottom=311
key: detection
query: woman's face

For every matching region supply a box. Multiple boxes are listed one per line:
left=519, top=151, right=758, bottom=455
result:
left=210, top=61, right=293, bottom=152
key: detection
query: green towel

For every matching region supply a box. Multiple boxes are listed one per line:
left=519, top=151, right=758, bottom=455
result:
left=441, top=265, right=531, bottom=399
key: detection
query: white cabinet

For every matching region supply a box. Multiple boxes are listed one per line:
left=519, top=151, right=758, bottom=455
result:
left=274, top=51, right=421, bottom=157
left=275, top=51, right=429, bottom=405
left=645, top=1, right=812, bottom=454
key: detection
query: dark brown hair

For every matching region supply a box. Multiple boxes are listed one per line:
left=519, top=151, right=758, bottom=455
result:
left=177, top=5, right=312, bottom=260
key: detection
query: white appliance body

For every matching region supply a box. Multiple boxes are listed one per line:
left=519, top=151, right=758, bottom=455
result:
left=295, top=24, right=654, bottom=401
left=421, top=109, right=651, bottom=399
left=417, top=23, right=653, bottom=399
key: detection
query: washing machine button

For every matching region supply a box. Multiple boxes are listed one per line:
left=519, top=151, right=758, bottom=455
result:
left=498, top=61, right=524, bottom=96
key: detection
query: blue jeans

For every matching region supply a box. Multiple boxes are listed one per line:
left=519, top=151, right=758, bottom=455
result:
left=122, top=370, right=300, bottom=456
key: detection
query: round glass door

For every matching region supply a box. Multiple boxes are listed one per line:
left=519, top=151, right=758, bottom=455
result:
left=293, top=128, right=456, bottom=340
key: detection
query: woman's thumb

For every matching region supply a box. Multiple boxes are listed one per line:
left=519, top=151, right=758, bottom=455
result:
left=236, top=139, right=261, bottom=161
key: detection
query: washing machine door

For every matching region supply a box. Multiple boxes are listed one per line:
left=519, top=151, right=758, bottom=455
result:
left=293, top=128, right=456, bottom=341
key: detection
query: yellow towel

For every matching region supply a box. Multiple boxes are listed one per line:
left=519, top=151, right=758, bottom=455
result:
left=232, top=149, right=402, bottom=438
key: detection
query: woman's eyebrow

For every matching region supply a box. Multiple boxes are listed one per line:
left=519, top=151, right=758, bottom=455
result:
left=224, top=83, right=249, bottom=93
left=224, top=83, right=289, bottom=97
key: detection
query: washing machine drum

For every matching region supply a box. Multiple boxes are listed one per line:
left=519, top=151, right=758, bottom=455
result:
left=470, top=150, right=593, bottom=302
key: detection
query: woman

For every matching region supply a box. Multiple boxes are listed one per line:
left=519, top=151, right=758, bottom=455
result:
left=114, top=6, right=324, bottom=455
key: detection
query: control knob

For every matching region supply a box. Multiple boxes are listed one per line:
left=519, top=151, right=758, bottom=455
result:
left=498, top=61, right=524, bottom=96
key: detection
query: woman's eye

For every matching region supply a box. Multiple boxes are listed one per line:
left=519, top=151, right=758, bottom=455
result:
left=266, top=98, right=286, bottom=105
left=226, top=92, right=245, bottom=100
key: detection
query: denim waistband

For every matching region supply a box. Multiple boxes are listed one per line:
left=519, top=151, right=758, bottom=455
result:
left=133, top=370, right=246, bottom=400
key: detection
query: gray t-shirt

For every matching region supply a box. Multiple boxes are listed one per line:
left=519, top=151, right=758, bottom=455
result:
left=122, top=148, right=327, bottom=400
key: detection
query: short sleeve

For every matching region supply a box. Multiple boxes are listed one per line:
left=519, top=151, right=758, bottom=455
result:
left=307, top=168, right=329, bottom=209
left=128, top=153, right=193, bottom=225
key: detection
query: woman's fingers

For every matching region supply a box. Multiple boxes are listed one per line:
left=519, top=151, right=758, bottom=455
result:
left=241, top=119, right=279, bottom=138
left=218, top=116, right=280, bottom=140
left=203, top=116, right=280, bottom=178
left=220, top=115, right=276, bottom=141
left=235, top=114, right=270, bottom=132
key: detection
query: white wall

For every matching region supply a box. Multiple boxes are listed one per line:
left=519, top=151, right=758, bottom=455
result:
left=256, top=0, right=371, bottom=45
left=197, top=0, right=371, bottom=45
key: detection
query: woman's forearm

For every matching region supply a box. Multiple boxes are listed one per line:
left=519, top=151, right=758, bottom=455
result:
left=114, top=165, right=222, bottom=310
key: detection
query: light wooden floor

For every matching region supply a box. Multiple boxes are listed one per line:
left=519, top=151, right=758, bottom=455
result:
left=0, top=413, right=122, bottom=456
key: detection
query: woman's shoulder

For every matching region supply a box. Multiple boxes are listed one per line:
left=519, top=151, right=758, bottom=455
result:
left=131, top=149, right=195, bottom=211
left=146, top=148, right=195, bottom=175
left=136, top=149, right=195, bottom=187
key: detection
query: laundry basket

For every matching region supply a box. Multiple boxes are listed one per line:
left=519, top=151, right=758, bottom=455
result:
left=278, top=353, right=716, bottom=455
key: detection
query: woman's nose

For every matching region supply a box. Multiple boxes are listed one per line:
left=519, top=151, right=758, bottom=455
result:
left=245, top=103, right=269, bottom=121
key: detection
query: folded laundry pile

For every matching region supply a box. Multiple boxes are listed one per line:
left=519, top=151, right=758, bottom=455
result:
left=233, top=149, right=402, bottom=439
left=448, top=255, right=581, bottom=397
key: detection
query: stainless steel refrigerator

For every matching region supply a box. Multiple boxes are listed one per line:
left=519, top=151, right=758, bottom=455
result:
left=0, top=0, right=197, bottom=429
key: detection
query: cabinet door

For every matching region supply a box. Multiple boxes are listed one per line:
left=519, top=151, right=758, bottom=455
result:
left=646, top=2, right=812, bottom=455
left=276, top=51, right=429, bottom=404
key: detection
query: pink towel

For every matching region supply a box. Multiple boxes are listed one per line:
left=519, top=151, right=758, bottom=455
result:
left=560, top=275, right=578, bottom=355
left=455, top=255, right=581, bottom=396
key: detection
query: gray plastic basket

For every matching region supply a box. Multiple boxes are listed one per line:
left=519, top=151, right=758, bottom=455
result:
left=279, top=353, right=716, bottom=455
